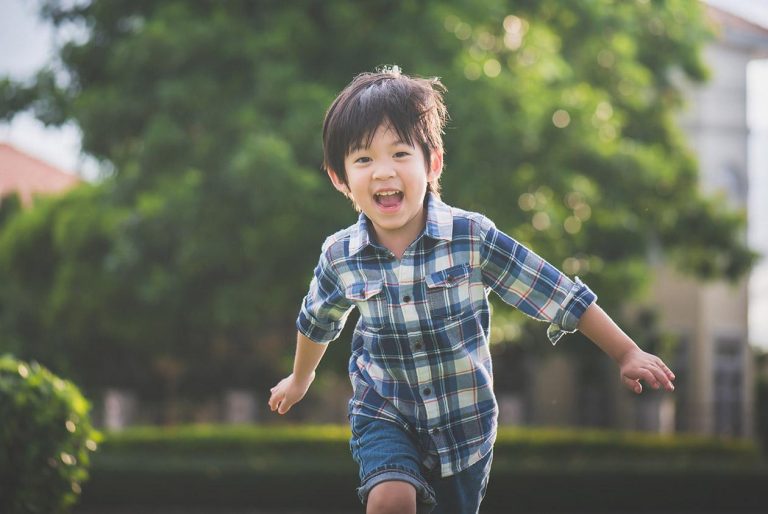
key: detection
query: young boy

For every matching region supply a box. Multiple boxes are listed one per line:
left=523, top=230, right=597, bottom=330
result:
left=268, top=67, right=675, bottom=514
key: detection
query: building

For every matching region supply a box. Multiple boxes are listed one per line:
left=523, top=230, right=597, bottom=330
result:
left=0, top=142, right=81, bottom=205
left=647, top=5, right=768, bottom=437
left=497, top=5, right=768, bottom=438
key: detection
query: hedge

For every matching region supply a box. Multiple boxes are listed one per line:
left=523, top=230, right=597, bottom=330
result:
left=77, top=424, right=767, bottom=512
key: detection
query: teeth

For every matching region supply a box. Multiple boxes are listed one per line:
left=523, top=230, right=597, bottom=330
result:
left=375, top=191, right=401, bottom=197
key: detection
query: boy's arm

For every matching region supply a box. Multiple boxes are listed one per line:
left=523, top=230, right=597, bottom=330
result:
left=479, top=220, right=597, bottom=345
left=577, top=302, right=675, bottom=394
left=270, top=243, right=355, bottom=415
left=268, top=332, right=329, bottom=414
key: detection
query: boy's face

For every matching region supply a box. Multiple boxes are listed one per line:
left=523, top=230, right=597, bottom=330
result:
left=327, top=122, right=442, bottom=247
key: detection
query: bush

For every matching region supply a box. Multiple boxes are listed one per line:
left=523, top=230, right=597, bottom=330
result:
left=0, top=355, right=101, bottom=514
left=78, top=423, right=767, bottom=512
left=492, top=425, right=761, bottom=470
left=96, top=423, right=762, bottom=469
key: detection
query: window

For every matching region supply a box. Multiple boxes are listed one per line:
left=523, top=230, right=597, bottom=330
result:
left=714, top=335, right=744, bottom=436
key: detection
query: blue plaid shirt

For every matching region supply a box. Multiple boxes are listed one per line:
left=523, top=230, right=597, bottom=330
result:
left=297, top=193, right=597, bottom=477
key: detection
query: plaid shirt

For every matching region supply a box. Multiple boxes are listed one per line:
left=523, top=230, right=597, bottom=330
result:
left=297, top=193, right=597, bottom=477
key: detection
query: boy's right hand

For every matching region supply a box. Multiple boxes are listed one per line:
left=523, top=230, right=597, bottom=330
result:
left=268, top=371, right=315, bottom=415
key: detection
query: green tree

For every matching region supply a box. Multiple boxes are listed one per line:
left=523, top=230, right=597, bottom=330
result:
left=0, top=0, right=756, bottom=415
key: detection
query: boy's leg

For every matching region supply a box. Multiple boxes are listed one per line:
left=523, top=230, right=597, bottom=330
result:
left=350, top=414, right=437, bottom=514
left=367, top=480, right=417, bottom=514
left=428, top=449, right=493, bottom=514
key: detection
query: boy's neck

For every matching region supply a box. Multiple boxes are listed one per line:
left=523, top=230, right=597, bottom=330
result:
left=370, top=206, right=428, bottom=260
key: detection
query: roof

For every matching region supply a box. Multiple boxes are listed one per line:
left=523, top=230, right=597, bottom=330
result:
left=0, top=142, right=81, bottom=206
left=706, top=4, right=768, bottom=55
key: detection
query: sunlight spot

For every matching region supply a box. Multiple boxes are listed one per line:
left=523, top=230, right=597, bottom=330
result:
left=484, top=59, right=502, bottom=77
left=478, top=32, right=496, bottom=51
left=598, top=50, right=615, bottom=68
left=455, top=22, right=472, bottom=40
left=504, top=15, right=523, bottom=33
left=444, top=15, right=460, bottom=32
left=504, top=32, right=523, bottom=50
left=532, top=212, right=551, bottom=231
left=552, top=109, right=571, bottom=128
left=574, top=203, right=592, bottom=221
left=596, top=101, right=613, bottom=120
left=563, top=257, right=581, bottom=275
left=518, top=192, right=536, bottom=211
left=565, top=191, right=584, bottom=209
left=464, top=62, right=482, bottom=80
left=564, top=216, right=582, bottom=234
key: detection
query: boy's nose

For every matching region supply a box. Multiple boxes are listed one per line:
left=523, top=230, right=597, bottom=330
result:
left=372, top=162, right=397, bottom=180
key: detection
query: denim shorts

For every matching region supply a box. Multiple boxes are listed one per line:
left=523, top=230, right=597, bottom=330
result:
left=349, top=414, right=493, bottom=514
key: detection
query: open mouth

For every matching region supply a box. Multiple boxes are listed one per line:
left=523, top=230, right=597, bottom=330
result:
left=374, top=190, right=404, bottom=209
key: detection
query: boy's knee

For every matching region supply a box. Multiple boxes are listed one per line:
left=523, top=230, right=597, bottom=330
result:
left=366, top=480, right=417, bottom=514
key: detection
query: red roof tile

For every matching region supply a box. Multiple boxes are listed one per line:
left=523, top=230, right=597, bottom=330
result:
left=0, top=142, right=81, bottom=206
left=707, top=4, right=768, bottom=37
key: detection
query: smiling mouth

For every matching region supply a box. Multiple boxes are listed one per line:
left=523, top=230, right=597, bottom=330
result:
left=374, top=190, right=404, bottom=208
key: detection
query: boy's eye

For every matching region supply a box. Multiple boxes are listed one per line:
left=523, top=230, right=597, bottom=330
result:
left=394, top=151, right=410, bottom=158
left=354, top=156, right=371, bottom=164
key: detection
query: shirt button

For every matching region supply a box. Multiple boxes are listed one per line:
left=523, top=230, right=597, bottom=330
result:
left=431, top=427, right=440, bottom=435
left=423, top=388, right=432, bottom=395
left=403, top=295, right=411, bottom=303
left=446, top=275, right=454, bottom=283
left=414, top=341, right=423, bottom=350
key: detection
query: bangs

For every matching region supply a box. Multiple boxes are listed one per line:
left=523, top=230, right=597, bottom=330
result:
left=342, top=81, right=422, bottom=153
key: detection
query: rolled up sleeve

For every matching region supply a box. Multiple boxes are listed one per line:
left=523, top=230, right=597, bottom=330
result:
left=480, top=221, right=597, bottom=345
left=296, top=250, right=354, bottom=344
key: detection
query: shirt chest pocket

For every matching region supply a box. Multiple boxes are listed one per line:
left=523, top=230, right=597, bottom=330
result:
left=425, top=263, right=472, bottom=319
left=346, top=280, right=386, bottom=329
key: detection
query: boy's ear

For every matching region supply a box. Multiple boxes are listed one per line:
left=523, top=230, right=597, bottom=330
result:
left=326, top=168, right=351, bottom=195
left=427, top=150, right=444, bottom=182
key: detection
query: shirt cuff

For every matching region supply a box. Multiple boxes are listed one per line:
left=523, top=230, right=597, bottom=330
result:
left=546, top=276, right=597, bottom=346
left=296, top=305, right=343, bottom=345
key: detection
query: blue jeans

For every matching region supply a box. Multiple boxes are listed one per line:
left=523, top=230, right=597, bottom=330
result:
left=349, top=414, right=493, bottom=514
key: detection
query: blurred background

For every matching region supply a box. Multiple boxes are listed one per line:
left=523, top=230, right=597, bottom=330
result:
left=1, top=0, right=767, bottom=512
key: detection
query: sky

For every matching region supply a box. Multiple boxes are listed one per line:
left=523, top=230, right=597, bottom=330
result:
left=0, top=0, right=101, bottom=180
left=1, top=0, right=768, bottom=347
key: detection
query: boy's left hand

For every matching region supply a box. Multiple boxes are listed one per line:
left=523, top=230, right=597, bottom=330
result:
left=618, top=348, right=675, bottom=394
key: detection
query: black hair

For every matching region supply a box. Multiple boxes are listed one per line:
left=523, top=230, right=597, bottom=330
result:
left=322, top=66, right=448, bottom=197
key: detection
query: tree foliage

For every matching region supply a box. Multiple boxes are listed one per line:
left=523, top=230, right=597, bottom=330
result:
left=0, top=0, right=756, bottom=409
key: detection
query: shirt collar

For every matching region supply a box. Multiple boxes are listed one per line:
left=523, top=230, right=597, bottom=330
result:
left=348, top=192, right=454, bottom=256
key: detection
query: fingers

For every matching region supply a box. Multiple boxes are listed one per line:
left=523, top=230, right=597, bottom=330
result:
left=622, top=375, right=642, bottom=394
left=278, top=399, right=293, bottom=415
left=268, top=384, right=285, bottom=414
left=657, top=359, right=676, bottom=383
left=268, top=390, right=279, bottom=412
left=269, top=394, right=291, bottom=415
left=652, top=364, right=675, bottom=391
left=646, top=357, right=675, bottom=390
left=622, top=357, right=676, bottom=394
left=633, top=367, right=660, bottom=389
left=268, top=381, right=295, bottom=415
